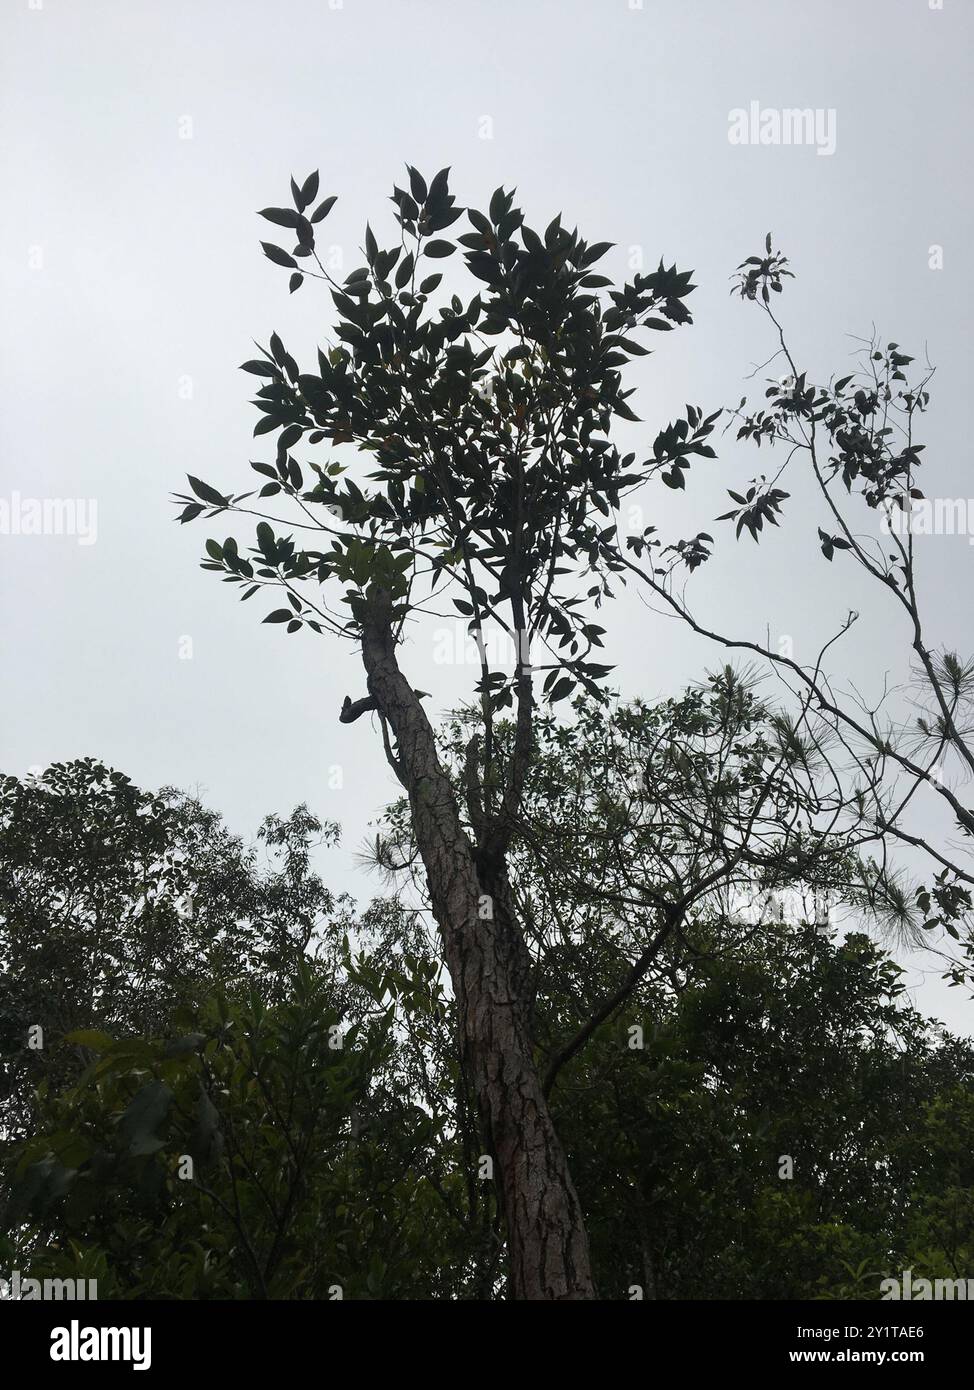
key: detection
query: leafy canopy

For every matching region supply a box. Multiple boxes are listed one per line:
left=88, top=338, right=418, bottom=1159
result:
left=175, top=165, right=708, bottom=709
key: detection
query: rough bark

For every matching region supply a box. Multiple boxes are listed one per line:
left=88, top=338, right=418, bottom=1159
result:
left=358, top=593, right=595, bottom=1300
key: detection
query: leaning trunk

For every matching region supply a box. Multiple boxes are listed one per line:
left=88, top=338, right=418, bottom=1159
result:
left=359, top=596, right=595, bottom=1300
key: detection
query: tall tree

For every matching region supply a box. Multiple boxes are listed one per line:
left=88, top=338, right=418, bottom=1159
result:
left=176, top=166, right=704, bottom=1296
left=175, top=171, right=968, bottom=1294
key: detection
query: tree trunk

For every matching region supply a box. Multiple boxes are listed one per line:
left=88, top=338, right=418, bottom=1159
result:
left=359, top=595, right=595, bottom=1300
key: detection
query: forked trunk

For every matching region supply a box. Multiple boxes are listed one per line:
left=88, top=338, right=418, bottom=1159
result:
left=359, top=597, right=595, bottom=1300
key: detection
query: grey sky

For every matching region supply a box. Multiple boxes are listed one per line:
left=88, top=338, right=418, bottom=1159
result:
left=2, top=0, right=972, bottom=1029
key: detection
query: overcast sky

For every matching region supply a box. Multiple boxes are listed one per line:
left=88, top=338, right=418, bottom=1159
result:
left=2, top=0, right=972, bottom=1030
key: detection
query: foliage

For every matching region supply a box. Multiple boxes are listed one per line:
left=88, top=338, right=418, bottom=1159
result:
left=9, top=173, right=973, bottom=1297
left=621, top=238, right=974, bottom=989
left=8, top=904, right=972, bottom=1299
left=5, top=716, right=972, bottom=1301
left=0, top=759, right=349, bottom=1139
left=173, top=166, right=706, bottom=827
left=558, top=926, right=974, bottom=1298
left=3, top=963, right=467, bottom=1299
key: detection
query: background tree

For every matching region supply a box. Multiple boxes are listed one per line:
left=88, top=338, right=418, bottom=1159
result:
left=3, top=964, right=461, bottom=1300
left=0, top=760, right=349, bottom=1140
left=619, top=239, right=974, bottom=986
left=559, top=923, right=974, bottom=1299
left=7, top=810, right=972, bottom=1298
left=375, top=674, right=904, bottom=1094
left=0, top=762, right=499, bottom=1298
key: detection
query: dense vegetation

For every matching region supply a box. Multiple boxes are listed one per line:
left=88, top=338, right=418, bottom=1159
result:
left=3, top=720, right=972, bottom=1298
left=4, top=170, right=972, bottom=1299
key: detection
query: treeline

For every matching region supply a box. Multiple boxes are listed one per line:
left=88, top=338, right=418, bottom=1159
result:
left=2, top=689, right=972, bottom=1298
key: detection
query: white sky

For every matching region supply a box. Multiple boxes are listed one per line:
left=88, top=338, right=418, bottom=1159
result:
left=2, top=0, right=972, bottom=1031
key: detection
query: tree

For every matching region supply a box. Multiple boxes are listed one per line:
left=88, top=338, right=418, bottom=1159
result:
left=0, top=759, right=349, bottom=1140
left=375, top=674, right=889, bottom=1091
left=369, top=695, right=974, bottom=1297
left=620, top=238, right=974, bottom=986
left=175, top=166, right=706, bottom=1297
left=9, top=838, right=972, bottom=1299
left=0, top=765, right=493, bottom=1299
left=174, top=171, right=971, bottom=1296
left=557, top=924, right=974, bottom=1299
left=5, top=725, right=971, bottom=1299
left=2, top=964, right=455, bottom=1300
